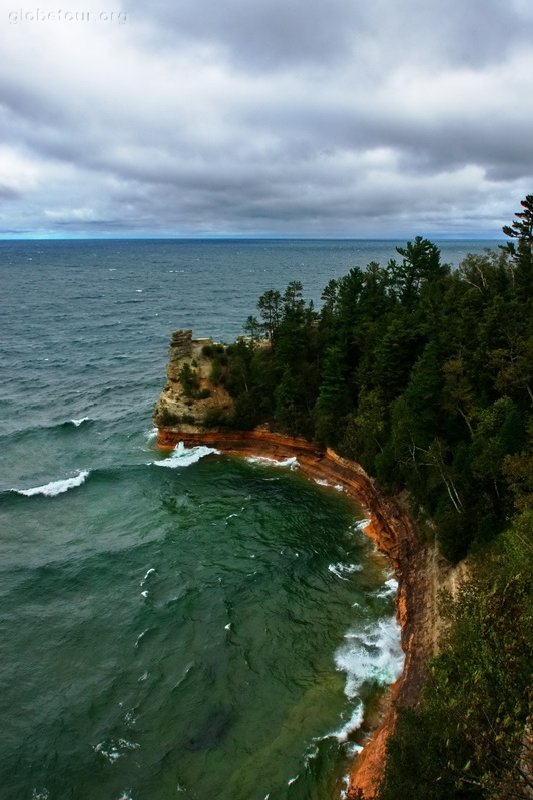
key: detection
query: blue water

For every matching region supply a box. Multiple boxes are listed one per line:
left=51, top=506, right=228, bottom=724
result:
left=0, top=239, right=495, bottom=799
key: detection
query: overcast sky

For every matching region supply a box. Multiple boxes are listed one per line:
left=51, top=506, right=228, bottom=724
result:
left=1, top=0, right=532, bottom=238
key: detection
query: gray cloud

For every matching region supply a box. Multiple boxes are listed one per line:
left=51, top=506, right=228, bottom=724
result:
left=0, top=0, right=532, bottom=237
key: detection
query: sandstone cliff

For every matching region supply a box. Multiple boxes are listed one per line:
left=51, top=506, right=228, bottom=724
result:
left=153, top=329, right=234, bottom=432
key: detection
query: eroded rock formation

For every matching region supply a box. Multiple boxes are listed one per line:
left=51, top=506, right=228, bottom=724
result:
left=153, top=330, right=233, bottom=432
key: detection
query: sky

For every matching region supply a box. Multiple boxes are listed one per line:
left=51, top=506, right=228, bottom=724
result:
left=1, top=0, right=532, bottom=239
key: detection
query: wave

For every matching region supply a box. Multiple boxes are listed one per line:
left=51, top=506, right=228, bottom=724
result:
left=1, top=417, right=95, bottom=442
left=377, top=576, right=398, bottom=597
left=94, top=738, right=140, bottom=764
left=313, top=477, right=344, bottom=492
left=12, top=470, right=90, bottom=497
left=153, top=440, right=219, bottom=469
left=31, top=790, right=50, bottom=800
left=335, top=616, right=404, bottom=700
left=328, top=701, right=365, bottom=742
left=69, top=417, right=92, bottom=427
left=246, top=455, right=299, bottom=470
left=328, top=562, right=364, bottom=580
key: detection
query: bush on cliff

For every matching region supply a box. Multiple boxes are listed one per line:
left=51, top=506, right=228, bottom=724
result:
left=156, top=407, right=183, bottom=427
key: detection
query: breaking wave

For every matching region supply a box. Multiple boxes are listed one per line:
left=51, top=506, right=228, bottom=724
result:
left=12, top=470, right=90, bottom=497
left=246, top=455, right=299, bottom=470
left=153, top=441, right=219, bottom=468
left=335, top=616, right=404, bottom=700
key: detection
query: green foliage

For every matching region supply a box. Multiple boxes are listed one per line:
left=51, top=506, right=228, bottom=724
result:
left=224, top=197, right=531, bottom=564
left=179, top=362, right=200, bottom=397
left=378, top=512, right=533, bottom=800
left=202, top=343, right=226, bottom=359
left=340, top=389, right=386, bottom=470
left=156, top=406, right=182, bottom=427
left=256, top=288, right=282, bottom=341
left=201, top=406, right=230, bottom=429
left=156, top=408, right=196, bottom=426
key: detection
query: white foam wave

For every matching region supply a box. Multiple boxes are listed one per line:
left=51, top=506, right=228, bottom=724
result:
left=246, top=455, right=299, bottom=470
left=377, top=577, right=398, bottom=597
left=303, top=743, right=319, bottom=766
left=313, top=477, right=344, bottom=491
left=140, top=567, right=156, bottom=586
left=145, top=427, right=158, bottom=441
left=31, top=790, right=49, bottom=800
left=134, top=627, right=152, bottom=648
left=340, top=772, right=351, bottom=800
left=94, top=742, right=121, bottom=763
left=117, top=792, right=133, bottom=800
left=154, top=441, right=219, bottom=469
left=94, top=738, right=139, bottom=764
left=335, top=616, right=404, bottom=699
left=344, top=742, right=363, bottom=757
left=328, top=702, right=365, bottom=742
left=71, top=417, right=91, bottom=427
left=14, top=470, right=89, bottom=497
left=328, top=562, right=363, bottom=580
left=124, top=709, right=137, bottom=726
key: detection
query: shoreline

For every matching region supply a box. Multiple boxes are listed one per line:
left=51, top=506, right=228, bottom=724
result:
left=156, top=427, right=440, bottom=798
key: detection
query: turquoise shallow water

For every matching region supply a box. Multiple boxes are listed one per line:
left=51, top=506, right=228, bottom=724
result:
left=0, top=239, right=494, bottom=799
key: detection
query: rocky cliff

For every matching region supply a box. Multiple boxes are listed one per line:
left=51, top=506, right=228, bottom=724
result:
left=153, top=330, right=234, bottom=432
left=153, top=331, right=465, bottom=798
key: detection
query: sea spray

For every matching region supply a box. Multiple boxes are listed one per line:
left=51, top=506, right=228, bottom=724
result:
left=335, top=616, right=404, bottom=700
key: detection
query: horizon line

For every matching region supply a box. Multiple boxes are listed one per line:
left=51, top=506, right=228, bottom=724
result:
left=0, top=234, right=506, bottom=242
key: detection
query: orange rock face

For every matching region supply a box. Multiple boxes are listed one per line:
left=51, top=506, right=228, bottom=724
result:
left=155, top=427, right=439, bottom=799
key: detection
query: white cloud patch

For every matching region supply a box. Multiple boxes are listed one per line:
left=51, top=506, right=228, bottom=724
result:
left=0, top=146, right=42, bottom=195
left=0, top=0, right=532, bottom=237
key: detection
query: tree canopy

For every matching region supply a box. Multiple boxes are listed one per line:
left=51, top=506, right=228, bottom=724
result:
left=206, top=196, right=531, bottom=563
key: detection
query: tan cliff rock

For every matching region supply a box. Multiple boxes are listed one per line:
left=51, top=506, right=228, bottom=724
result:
left=153, top=329, right=234, bottom=432
left=152, top=331, right=468, bottom=799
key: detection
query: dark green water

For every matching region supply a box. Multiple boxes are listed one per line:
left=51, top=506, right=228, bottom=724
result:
left=0, top=447, right=401, bottom=800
